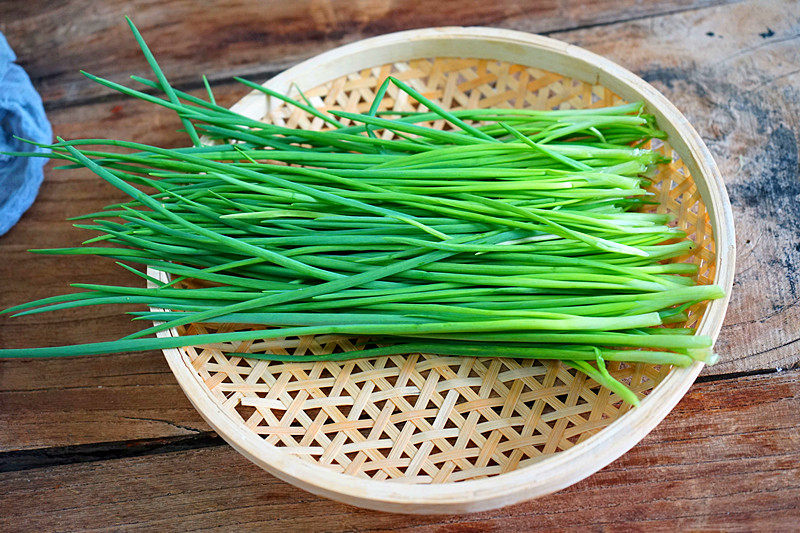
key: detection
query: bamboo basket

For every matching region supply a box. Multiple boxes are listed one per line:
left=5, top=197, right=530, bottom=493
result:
left=149, top=27, right=735, bottom=514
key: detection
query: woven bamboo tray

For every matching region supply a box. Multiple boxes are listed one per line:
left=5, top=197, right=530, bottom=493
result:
left=149, top=27, right=735, bottom=514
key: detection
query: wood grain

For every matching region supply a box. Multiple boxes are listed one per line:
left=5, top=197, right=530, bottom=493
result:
left=1, top=370, right=797, bottom=530
left=0, top=352, right=209, bottom=451
left=0, top=0, right=797, bottom=453
left=0, top=0, right=735, bottom=108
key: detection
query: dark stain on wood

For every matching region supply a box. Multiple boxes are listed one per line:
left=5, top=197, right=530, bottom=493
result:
left=732, top=126, right=800, bottom=232
left=636, top=56, right=800, bottom=367
left=760, top=27, right=776, bottom=38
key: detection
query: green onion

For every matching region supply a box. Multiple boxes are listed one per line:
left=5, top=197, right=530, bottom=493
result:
left=0, top=19, right=725, bottom=406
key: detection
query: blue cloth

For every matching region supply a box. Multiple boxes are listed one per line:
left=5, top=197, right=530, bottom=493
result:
left=0, top=31, right=52, bottom=236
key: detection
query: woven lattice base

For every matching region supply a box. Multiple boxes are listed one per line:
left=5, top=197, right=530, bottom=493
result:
left=167, top=57, right=716, bottom=484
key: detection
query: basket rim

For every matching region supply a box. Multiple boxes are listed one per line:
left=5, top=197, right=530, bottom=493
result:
left=151, top=26, right=735, bottom=514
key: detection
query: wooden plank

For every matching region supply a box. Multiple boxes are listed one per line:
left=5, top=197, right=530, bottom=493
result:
left=0, top=352, right=210, bottom=451
left=0, top=0, right=735, bottom=107
left=1, top=370, right=797, bottom=530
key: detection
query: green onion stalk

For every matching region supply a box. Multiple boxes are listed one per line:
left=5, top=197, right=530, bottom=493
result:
left=0, top=17, right=725, bottom=405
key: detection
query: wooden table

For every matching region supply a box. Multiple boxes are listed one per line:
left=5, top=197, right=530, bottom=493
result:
left=1, top=0, right=798, bottom=529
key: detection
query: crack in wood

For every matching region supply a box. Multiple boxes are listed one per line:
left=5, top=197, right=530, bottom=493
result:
left=121, top=416, right=203, bottom=434
left=0, top=433, right=223, bottom=473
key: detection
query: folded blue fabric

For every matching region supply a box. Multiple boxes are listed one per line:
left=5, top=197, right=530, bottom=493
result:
left=0, top=31, right=52, bottom=236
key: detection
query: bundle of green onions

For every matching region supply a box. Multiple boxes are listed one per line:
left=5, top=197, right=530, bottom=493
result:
left=0, top=19, right=724, bottom=405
